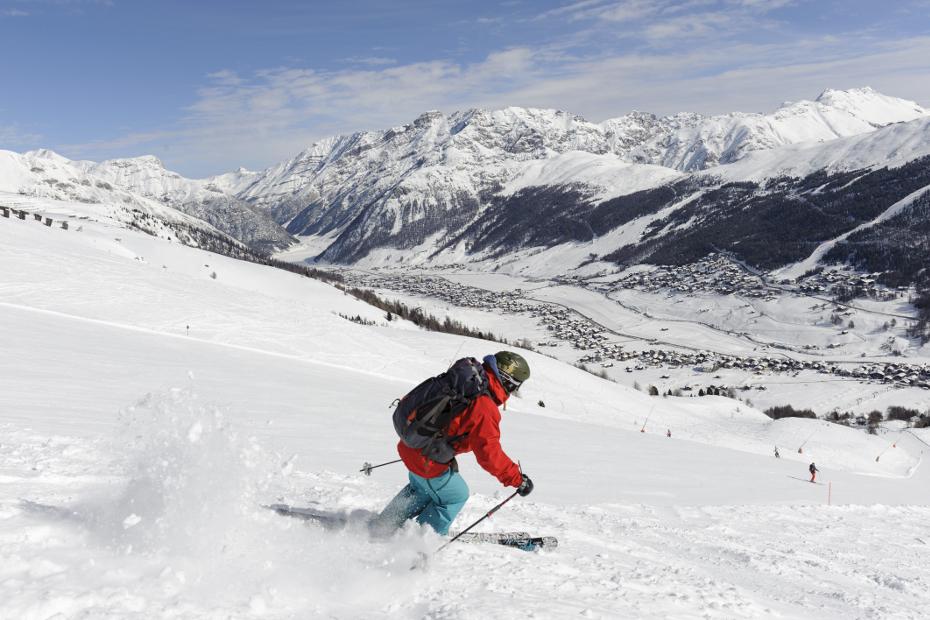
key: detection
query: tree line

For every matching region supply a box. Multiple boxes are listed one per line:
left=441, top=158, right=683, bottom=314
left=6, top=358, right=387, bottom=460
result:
left=339, top=286, right=510, bottom=344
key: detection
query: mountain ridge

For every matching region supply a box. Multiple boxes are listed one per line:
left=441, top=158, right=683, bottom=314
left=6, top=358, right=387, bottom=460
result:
left=7, top=150, right=295, bottom=252
left=4, top=87, right=928, bottom=282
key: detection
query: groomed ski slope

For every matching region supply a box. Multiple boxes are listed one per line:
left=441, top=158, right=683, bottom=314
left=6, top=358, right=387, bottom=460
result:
left=1, top=204, right=929, bottom=619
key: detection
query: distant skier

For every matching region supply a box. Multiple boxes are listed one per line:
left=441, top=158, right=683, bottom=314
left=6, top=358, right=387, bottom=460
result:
left=371, top=351, right=533, bottom=536
left=666, top=429, right=671, bottom=438
left=809, top=462, right=819, bottom=483
left=774, top=446, right=780, bottom=458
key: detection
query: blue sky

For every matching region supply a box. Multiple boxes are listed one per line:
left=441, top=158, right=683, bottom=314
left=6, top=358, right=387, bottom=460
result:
left=2, top=0, right=929, bottom=176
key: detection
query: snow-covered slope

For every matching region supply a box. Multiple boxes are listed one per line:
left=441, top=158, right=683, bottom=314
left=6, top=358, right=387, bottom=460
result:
left=1, top=199, right=928, bottom=618
left=707, top=114, right=930, bottom=182
left=502, top=150, right=681, bottom=201
left=206, top=165, right=260, bottom=195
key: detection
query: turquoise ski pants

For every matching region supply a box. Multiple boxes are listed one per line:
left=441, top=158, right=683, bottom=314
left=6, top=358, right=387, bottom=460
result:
left=374, top=469, right=469, bottom=535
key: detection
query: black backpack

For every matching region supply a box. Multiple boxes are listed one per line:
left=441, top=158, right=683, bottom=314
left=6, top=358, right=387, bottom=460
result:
left=392, top=357, right=490, bottom=464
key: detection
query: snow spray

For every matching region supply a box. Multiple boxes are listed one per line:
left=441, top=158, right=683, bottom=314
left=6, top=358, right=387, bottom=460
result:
left=74, top=388, right=422, bottom=614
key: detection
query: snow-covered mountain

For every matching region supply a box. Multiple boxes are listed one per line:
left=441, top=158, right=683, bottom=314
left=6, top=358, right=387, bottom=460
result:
left=602, top=87, right=928, bottom=170
left=206, top=166, right=260, bottom=196
left=0, top=149, right=294, bottom=252
left=218, top=87, right=928, bottom=276
left=77, top=154, right=294, bottom=252
left=0, top=149, right=249, bottom=253
left=5, top=88, right=927, bottom=280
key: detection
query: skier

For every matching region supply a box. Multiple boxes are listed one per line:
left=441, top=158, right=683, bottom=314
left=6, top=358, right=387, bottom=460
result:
left=809, top=462, right=819, bottom=483
left=371, top=351, right=533, bottom=536
left=774, top=446, right=780, bottom=458
left=666, top=429, right=671, bottom=438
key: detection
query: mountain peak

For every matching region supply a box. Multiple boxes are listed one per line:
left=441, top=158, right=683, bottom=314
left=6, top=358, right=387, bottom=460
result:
left=815, top=86, right=876, bottom=103
left=110, top=154, right=165, bottom=169
left=139, top=154, right=165, bottom=167
left=25, top=148, right=70, bottom=163
left=414, top=109, right=444, bottom=121
left=810, top=86, right=927, bottom=126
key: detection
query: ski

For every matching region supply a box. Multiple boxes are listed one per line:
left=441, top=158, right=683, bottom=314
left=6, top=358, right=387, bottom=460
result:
left=266, top=504, right=557, bottom=551
left=264, top=503, right=349, bottom=530
left=451, top=531, right=558, bottom=551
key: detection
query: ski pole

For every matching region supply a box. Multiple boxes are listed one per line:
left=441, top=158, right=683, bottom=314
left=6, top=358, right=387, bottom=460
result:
left=434, top=490, right=520, bottom=555
left=641, top=404, right=655, bottom=433
left=798, top=430, right=816, bottom=453
left=360, top=459, right=402, bottom=476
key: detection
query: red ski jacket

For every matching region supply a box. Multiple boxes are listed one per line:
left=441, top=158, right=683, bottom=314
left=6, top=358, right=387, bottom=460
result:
left=397, top=366, right=522, bottom=487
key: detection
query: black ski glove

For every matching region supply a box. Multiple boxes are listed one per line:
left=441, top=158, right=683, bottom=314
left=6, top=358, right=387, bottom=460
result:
left=517, top=474, right=534, bottom=497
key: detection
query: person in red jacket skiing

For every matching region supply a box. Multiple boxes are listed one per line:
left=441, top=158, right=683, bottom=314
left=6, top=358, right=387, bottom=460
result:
left=371, top=351, right=533, bottom=536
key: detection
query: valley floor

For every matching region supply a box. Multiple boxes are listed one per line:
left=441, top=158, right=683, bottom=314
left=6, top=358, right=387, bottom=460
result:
left=339, top=267, right=930, bottom=416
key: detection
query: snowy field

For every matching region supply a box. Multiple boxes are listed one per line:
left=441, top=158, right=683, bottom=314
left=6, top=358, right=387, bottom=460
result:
left=2, top=202, right=930, bottom=618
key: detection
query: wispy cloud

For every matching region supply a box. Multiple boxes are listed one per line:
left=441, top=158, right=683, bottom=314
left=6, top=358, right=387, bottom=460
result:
left=340, top=56, right=398, bottom=67
left=0, top=123, right=42, bottom=146
left=580, top=0, right=665, bottom=23
left=644, top=10, right=739, bottom=40
left=535, top=0, right=621, bottom=21
left=535, top=0, right=790, bottom=40
left=2, top=0, right=112, bottom=16
left=205, top=69, right=244, bottom=87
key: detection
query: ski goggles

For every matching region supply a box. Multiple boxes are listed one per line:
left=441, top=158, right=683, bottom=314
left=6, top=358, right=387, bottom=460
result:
left=498, top=368, right=523, bottom=394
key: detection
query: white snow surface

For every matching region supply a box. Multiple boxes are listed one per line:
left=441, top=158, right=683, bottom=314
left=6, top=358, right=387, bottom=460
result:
left=1, top=198, right=929, bottom=618
left=502, top=151, right=681, bottom=201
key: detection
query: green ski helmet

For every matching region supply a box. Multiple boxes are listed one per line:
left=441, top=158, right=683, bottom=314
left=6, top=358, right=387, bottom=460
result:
left=494, top=351, right=530, bottom=393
